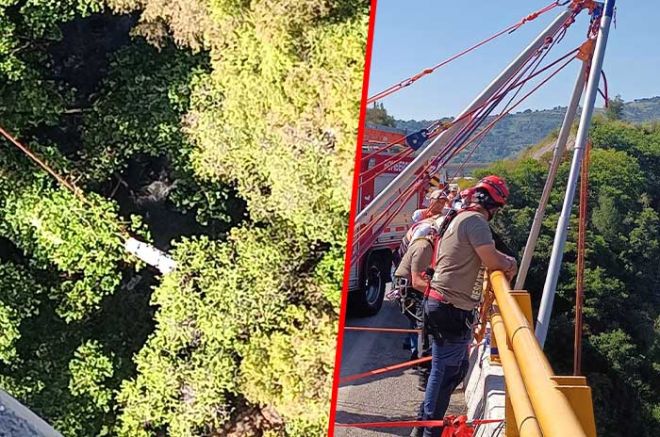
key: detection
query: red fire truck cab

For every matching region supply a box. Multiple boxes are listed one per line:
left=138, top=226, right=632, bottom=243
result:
left=348, top=124, right=441, bottom=316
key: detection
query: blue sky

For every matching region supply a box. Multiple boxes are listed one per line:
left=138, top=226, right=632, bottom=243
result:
left=369, top=0, right=659, bottom=120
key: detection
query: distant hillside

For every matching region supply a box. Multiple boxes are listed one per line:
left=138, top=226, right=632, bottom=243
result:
left=395, top=96, right=660, bottom=163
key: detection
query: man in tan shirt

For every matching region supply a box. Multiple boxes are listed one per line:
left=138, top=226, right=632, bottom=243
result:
left=394, top=223, right=435, bottom=362
left=413, top=175, right=517, bottom=437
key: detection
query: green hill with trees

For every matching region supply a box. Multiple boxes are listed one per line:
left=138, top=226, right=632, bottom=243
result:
left=477, top=116, right=660, bottom=437
left=0, top=1, right=368, bottom=436
left=390, top=96, right=660, bottom=162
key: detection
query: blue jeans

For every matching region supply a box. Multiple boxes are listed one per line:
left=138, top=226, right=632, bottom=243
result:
left=417, top=299, right=471, bottom=437
left=407, top=318, right=419, bottom=357
left=403, top=293, right=424, bottom=358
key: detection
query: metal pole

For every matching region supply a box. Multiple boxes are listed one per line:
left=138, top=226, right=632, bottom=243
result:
left=536, top=0, right=616, bottom=346
left=356, top=9, right=573, bottom=226
left=514, top=61, right=588, bottom=290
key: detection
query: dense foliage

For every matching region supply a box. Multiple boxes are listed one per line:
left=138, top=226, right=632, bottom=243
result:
left=478, top=117, right=659, bottom=436
left=0, top=0, right=368, bottom=436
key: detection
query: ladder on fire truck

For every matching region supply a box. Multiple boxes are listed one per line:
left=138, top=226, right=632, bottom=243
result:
left=343, top=0, right=616, bottom=436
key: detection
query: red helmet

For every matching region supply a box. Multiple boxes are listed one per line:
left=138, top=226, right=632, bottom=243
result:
left=475, top=175, right=509, bottom=205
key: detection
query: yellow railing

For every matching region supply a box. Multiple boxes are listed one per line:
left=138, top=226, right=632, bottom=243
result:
left=487, top=271, right=597, bottom=437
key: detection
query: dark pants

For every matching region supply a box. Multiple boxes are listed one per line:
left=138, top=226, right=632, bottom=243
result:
left=416, top=298, right=471, bottom=437
left=403, top=294, right=422, bottom=357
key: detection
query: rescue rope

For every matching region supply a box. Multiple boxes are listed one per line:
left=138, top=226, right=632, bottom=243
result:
left=354, top=47, right=576, bottom=260
left=433, top=48, right=578, bottom=173
left=573, top=140, right=591, bottom=376
left=339, top=355, right=432, bottom=385
left=344, top=326, right=421, bottom=333
left=366, top=1, right=561, bottom=104
left=0, top=125, right=128, bottom=241
left=335, top=417, right=504, bottom=429
left=335, top=416, right=504, bottom=430
left=360, top=41, right=576, bottom=174
left=598, top=70, right=610, bottom=107
left=0, top=125, right=177, bottom=274
left=424, top=44, right=579, bottom=176
left=0, top=126, right=84, bottom=201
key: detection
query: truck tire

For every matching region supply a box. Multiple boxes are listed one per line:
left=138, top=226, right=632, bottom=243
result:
left=350, top=259, right=387, bottom=317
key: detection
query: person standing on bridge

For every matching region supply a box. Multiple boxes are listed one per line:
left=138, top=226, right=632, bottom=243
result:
left=412, top=189, right=448, bottom=223
left=412, top=175, right=517, bottom=437
left=393, top=224, right=436, bottom=363
left=445, top=184, right=459, bottom=206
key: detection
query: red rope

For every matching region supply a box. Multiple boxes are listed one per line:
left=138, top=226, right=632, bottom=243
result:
left=600, top=70, right=609, bottom=107
left=335, top=417, right=504, bottom=429
left=424, top=44, right=574, bottom=172
left=441, top=40, right=561, bottom=177
left=366, top=1, right=560, bottom=104
left=354, top=47, right=578, bottom=246
left=344, top=326, right=421, bottom=334
left=360, top=44, right=572, bottom=167
left=574, top=140, right=590, bottom=376
left=0, top=126, right=82, bottom=199
left=339, top=355, right=432, bottom=385
left=436, top=49, right=578, bottom=172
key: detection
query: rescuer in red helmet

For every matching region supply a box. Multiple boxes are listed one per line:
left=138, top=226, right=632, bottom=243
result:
left=412, top=175, right=517, bottom=437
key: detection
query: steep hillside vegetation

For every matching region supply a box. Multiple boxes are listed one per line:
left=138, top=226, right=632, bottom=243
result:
left=395, top=96, right=660, bottom=162
left=478, top=117, right=660, bottom=436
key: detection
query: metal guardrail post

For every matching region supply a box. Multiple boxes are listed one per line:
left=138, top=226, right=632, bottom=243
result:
left=491, top=312, right=542, bottom=437
left=490, top=271, right=588, bottom=437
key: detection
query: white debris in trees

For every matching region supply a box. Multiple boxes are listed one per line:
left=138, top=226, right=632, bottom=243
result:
left=124, top=238, right=176, bottom=274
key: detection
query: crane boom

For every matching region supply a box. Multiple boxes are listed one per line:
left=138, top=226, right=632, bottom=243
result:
left=355, top=8, right=573, bottom=230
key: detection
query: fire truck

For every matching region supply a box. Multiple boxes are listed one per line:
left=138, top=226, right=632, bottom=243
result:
left=347, top=124, right=444, bottom=316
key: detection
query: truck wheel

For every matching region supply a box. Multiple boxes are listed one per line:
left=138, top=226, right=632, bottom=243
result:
left=351, top=261, right=386, bottom=317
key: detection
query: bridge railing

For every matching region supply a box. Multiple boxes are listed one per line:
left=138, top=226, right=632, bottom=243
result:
left=486, top=271, right=596, bottom=437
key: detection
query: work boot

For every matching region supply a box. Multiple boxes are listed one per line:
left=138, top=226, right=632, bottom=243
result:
left=417, top=368, right=429, bottom=391
left=409, top=426, right=424, bottom=437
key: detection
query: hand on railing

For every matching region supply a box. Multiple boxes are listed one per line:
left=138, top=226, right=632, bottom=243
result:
left=504, top=255, right=518, bottom=281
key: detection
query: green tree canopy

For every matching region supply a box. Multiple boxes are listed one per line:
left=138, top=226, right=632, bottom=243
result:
left=477, top=118, right=660, bottom=436
left=0, top=0, right=368, bottom=435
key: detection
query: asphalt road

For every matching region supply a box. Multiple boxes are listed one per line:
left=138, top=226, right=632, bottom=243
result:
left=334, top=292, right=466, bottom=437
